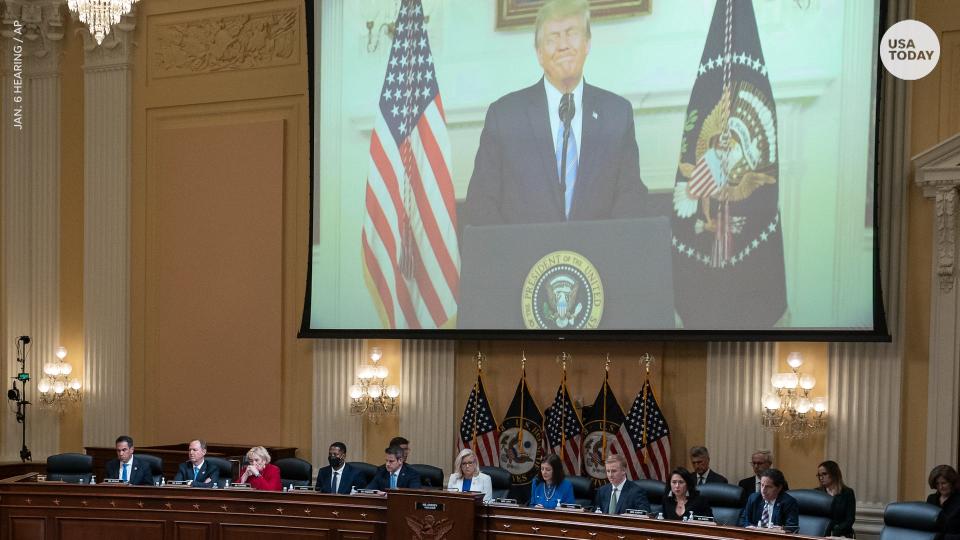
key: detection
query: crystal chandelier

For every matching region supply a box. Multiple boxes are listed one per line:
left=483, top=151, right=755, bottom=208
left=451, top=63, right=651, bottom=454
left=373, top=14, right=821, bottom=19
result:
left=349, top=347, right=400, bottom=424
left=37, top=346, right=82, bottom=411
left=67, top=0, right=139, bottom=45
left=761, top=352, right=827, bottom=439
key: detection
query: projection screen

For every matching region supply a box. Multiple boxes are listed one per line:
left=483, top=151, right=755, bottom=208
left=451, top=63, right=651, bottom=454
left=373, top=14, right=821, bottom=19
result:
left=301, top=0, right=888, bottom=340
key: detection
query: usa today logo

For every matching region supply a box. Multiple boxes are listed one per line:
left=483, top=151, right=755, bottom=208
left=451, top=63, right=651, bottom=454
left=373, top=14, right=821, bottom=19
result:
left=880, top=20, right=940, bottom=81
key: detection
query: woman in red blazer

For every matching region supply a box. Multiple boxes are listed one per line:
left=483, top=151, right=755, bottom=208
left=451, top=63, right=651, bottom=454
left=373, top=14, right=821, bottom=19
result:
left=237, top=446, right=281, bottom=491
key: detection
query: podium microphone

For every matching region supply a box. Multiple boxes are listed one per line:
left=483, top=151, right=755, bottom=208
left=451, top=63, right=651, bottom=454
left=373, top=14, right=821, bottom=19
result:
left=558, top=93, right=575, bottom=216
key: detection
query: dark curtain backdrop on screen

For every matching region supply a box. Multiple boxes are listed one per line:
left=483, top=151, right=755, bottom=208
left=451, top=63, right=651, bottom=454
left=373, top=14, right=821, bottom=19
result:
left=300, top=0, right=890, bottom=341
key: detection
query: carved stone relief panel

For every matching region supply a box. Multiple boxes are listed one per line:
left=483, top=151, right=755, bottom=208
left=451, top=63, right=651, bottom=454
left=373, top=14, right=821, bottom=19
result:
left=149, top=5, right=299, bottom=79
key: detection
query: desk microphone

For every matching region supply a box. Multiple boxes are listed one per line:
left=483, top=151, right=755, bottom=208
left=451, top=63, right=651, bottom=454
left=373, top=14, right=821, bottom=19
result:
left=558, top=93, right=575, bottom=216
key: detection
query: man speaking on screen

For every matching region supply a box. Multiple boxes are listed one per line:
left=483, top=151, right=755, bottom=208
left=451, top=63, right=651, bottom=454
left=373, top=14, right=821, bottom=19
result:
left=461, top=0, right=649, bottom=226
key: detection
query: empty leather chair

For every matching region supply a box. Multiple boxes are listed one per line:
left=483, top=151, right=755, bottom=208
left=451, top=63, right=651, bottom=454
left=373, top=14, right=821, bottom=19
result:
left=790, top=489, right=835, bottom=536
left=46, top=453, right=94, bottom=483
left=880, top=502, right=942, bottom=540
left=634, top=479, right=667, bottom=515
left=135, top=453, right=164, bottom=485
left=698, top=482, right=744, bottom=525
left=275, top=457, right=313, bottom=488
left=203, top=456, right=234, bottom=487
left=567, top=475, right=595, bottom=508
left=480, top=466, right=512, bottom=499
left=347, top=462, right=378, bottom=488
left=409, top=464, right=443, bottom=489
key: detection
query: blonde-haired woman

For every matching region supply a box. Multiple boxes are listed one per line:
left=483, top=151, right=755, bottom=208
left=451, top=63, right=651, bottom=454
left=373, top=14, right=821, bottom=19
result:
left=238, top=446, right=281, bottom=491
left=447, top=449, right=493, bottom=501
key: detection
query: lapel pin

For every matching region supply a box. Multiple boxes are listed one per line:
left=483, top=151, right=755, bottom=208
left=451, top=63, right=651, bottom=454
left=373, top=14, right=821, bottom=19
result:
left=592, top=111, right=598, bottom=119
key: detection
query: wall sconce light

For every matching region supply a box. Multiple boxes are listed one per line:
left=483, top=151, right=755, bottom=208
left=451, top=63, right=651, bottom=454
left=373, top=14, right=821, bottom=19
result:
left=349, top=347, right=400, bottom=423
left=761, top=352, right=827, bottom=439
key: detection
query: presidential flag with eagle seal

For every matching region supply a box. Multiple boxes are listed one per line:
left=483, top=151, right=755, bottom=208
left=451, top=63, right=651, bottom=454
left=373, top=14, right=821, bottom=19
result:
left=671, top=0, right=786, bottom=329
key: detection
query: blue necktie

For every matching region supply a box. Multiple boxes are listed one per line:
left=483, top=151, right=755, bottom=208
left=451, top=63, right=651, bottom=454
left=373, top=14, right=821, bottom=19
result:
left=193, top=466, right=199, bottom=481
left=390, top=473, right=398, bottom=489
left=121, top=463, right=128, bottom=482
left=555, top=124, right=578, bottom=218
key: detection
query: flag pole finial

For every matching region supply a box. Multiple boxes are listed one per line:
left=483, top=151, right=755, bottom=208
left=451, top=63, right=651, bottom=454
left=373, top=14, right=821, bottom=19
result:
left=475, top=351, right=484, bottom=373
left=521, top=350, right=526, bottom=371
left=640, top=353, right=654, bottom=375
left=604, top=353, right=611, bottom=372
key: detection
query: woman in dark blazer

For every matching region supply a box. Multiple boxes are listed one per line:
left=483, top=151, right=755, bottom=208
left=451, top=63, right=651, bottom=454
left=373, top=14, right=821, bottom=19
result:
left=817, top=460, right=857, bottom=537
left=662, top=467, right=713, bottom=520
left=927, top=465, right=960, bottom=540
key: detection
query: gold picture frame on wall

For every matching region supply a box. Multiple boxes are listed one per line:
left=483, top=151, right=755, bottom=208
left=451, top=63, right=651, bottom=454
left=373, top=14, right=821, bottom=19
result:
left=496, top=0, right=652, bottom=30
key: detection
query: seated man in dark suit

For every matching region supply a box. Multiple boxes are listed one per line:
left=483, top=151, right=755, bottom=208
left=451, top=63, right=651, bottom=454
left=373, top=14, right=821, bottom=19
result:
left=593, top=454, right=650, bottom=514
left=103, top=435, right=154, bottom=486
left=738, top=449, right=789, bottom=506
left=739, top=468, right=799, bottom=532
left=172, top=439, right=218, bottom=488
left=366, top=445, right=422, bottom=491
left=690, top=446, right=728, bottom=485
left=316, top=441, right=362, bottom=494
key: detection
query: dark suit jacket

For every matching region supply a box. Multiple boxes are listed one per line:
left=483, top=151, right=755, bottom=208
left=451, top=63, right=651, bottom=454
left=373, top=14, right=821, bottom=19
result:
left=739, top=491, right=799, bottom=532
left=592, top=481, right=651, bottom=515
left=930, top=492, right=960, bottom=540
left=317, top=464, right=362, bottom=494
left=462, top=79, right=648, bottom=227
left=104, top=457, right=154, bottom=486
left=698, top=470, right=728, bottom=485
left=173, top=460, right=219, bottom=487
left=663, top=493, right=714, bottom=520
left=738, top=476, right=790, bottom=506
left=366, top=465, right=422, bottom=490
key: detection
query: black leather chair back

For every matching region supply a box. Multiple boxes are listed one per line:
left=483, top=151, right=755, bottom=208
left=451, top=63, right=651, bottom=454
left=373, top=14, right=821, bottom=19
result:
left=698, top=482, right=744, bottom=526
left=409, top=464, right=443, bottom=489
left=880, top=502, right=942, bottom=540
left=634, top=479, right=667, bottom=515
left=275, top=457, right=313, bottom=488
left=46, top=453, right=93, bottom=483
left=480, top=466, right=512, bottom=499
left=136, top=453, right=164, bottom=485
left=568, top=475, right=595, bottom=508
left=789, top=489, right=834, bottom=536
left=347, top=462, right=378, bottom=487
left=203, top=456, right=234, bottom=487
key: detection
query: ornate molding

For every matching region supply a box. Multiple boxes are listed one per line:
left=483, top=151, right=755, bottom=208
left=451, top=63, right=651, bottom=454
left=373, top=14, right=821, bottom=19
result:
left=914, top=132, right=960, bottom=292
left=149, top=8, right=298, bottom=78
left=934, top=187, right=957, bottom=291
left=0, top=0, right=65, bottom=75
left=78, top=10, right=137, bottom=70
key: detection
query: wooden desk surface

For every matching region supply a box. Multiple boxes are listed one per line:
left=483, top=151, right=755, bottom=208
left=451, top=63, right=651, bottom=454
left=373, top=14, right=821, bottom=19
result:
left=1, top=474, right=812, bottom=540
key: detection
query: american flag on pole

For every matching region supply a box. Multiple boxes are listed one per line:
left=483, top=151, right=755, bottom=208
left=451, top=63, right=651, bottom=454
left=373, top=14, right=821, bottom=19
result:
left=456, top=374, right=500, bottom=467
left=609, top=379, right=671, bottom=481
left=544, top=374, right=583, bottom=476
left=361, top=0, right=460, bottom=329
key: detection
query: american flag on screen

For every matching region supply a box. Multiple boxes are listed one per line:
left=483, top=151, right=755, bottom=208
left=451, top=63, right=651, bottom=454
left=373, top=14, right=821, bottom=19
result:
left=545, top=377, right=584, bottom=476
left=361, top=0, right=459, bottom=329
left=456, top=374, right=500, bottom=467
left=609, top=379, right=671, bottom=481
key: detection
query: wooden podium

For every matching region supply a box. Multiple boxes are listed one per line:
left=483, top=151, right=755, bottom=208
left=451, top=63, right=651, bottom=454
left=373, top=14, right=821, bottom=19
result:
left=386, top=489, right=482, bottom=540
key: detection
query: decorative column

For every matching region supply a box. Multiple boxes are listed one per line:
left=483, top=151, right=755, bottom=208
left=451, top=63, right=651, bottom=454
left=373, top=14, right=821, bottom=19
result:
left=705, top=342, right=776, bottom=482
left=913, top=132, right=960, bottom=476
left=313, top=339, right=364, bottom=465
left=399, top=339, right=455, bottom=470
left=81, top=12, right=135, bottom=447
left=0, top=0, right=65, bottom=461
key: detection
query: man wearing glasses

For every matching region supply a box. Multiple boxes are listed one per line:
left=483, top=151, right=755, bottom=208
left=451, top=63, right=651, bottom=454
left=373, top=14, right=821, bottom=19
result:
left=738, top=449, right=789, bottom=506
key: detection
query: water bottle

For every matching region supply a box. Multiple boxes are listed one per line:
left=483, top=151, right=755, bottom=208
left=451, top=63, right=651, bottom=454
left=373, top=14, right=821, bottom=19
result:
left=91, top=475, right=96, bottom=485
left=657, top=512, right=664, bottom=520
left=289, top=484, right=294, bottom=492
left=161, top=478, right=165, bottom=486
left=224, top=479, right=230, bottom=488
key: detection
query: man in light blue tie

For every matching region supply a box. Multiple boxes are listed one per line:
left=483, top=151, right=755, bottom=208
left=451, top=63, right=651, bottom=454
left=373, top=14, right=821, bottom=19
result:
left=462, top=0, right=648, bottom=227
left=366, top=445, right=422, bottom=491
left=174, top=439, right=220, bottom=487
left=103, top=435, right=154, bottom=486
